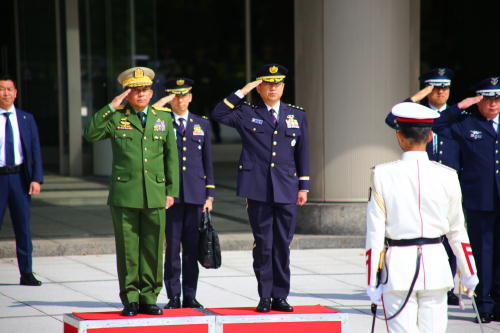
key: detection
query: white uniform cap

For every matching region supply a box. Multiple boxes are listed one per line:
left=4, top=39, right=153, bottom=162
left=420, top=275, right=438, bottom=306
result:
left=391, top=102, right=439, bottom=125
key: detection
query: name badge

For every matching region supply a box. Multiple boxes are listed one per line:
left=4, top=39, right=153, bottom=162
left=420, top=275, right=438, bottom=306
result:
left=251, top=118, right=263, bottom=125
left=469, top=130, right=482, bottom=139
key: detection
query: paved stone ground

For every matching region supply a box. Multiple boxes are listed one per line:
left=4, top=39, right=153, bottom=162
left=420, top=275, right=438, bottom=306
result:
left=0, top=249, right=497, bottom=333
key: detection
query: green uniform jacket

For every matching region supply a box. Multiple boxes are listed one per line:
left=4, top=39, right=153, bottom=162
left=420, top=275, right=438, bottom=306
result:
left=84, top=105, right=179, bottom=208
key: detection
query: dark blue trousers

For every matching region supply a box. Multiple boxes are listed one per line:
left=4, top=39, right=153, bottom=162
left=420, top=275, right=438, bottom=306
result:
left=247, top=199, right=297, bottom=298
left=164, top=203, right=202, bottom=299
left=0, top=172, right=33, bottom=274
left=466, top=207, right=500, bottom=314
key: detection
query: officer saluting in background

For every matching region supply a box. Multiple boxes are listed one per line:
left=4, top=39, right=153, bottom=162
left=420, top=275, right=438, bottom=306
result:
left=156, top=78, right=215, bottom=310
left=84, top=67, right=179, bottom=316
left=211, top=64, right=310, bottom=313
left=433, top=77, right=500, bottom=323
left=385, top=68, right=462, bottom=305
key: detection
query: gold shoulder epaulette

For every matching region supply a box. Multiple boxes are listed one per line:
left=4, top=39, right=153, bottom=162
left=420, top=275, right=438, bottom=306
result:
left=153, top=106, right=172, bottom=112
left=202, top=115, right=208, bottom=119
left=288, top=103, right=305, bottom=111
left=116, top=105, right=126, bottom=110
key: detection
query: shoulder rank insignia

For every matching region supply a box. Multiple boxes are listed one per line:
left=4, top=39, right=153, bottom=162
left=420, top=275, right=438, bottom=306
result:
left=116, top=105, right=126, bottom=110
left=153, top=106, right=172, bottom=112
left=288, top=103, right=305, bottom=111
left=243, top=101, right=257, bottom=108
left=202, top=115, right=208, bottom=119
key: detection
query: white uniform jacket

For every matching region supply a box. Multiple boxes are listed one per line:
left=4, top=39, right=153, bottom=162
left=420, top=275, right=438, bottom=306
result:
left=365, top=151, right=476, bottom=292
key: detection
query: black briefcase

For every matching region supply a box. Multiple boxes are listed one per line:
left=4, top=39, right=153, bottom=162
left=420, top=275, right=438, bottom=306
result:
left=198, top=209, right=221, bottom=269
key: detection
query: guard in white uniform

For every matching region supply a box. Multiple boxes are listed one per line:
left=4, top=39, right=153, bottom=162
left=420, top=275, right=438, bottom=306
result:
left=365, top=102, right=479, bottom=333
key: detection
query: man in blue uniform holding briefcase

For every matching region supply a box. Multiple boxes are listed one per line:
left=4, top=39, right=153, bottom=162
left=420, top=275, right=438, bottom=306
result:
left=159, top=78, right=215, bottom=310
left=211, top=64, right=310, bottom=313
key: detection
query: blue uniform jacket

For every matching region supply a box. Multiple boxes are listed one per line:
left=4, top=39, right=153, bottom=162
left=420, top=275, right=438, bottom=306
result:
left=211, top=92, right=310, bottom=204
left=172, top=112, right=215, bottom=205
left=16, top=109, right=44, bottom=185
left=385, top=98, right=461, bottom=171
left=433, top=106, right=500, bottom=211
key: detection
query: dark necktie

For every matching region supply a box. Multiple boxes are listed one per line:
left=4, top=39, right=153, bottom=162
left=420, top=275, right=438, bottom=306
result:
left=178, top=118, right=186, bottom=136
left=137, top=111, right=146, bottom=128
left=269, top=108, right=277, bottom=126
left=3, top=112, right=15, bottom=167
left=490, top=119, right=498, bottom=135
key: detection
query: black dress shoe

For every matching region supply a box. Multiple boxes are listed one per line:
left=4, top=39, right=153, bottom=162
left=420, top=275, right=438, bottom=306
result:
left=492, top=313, right=500, bottom=321
left=164, top=296, right=181, bottom=309
left=474, top=312, right=492, bottom=324
left=256, top=298, right=271, bottom=313
left=182, top=297, right=204, bottom=308
left=20, top=273, right=42, bottom=286
left=121, top=302, right=139, bottom=316
left=139, top=304, right=163, bottom=315
left=271, top=298, right=293, bottom=312
left=447, top=292, right=459, bottom=306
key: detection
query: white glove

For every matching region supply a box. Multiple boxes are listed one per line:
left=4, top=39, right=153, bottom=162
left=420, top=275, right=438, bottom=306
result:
left=366, top=285, right=382, bottom=305
left=461, top=274, right=479, bottom=297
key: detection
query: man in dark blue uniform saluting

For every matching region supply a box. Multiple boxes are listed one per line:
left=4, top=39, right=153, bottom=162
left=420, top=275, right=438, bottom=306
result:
left=385, top=68, right=462, bottom=305
left=433, top=77, right=500, bottom=323
left=211, top=64, right=310, bottom=312
left=157, top=78, right=215, bottom=310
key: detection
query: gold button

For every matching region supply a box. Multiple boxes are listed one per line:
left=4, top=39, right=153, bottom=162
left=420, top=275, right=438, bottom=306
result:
left=117, top=176, right=121, bottom=180
left=273, top=141, right=277, bottom=145
left=144, top=147, right=147, bottom=151
left=145, top=169, right=148, bottom=173
left=271, top=163, right=275, bottom=167
left=239, top=165, right=243, bottom=169
left=183, top=137, right=187, bottom=141
left=154, top=136, right=158, bottom=139
left=183, top=147, right=187, bottom=151
left=292, top=133, right=296, bottom=137
left=204, top=176, right=207, bottom=179
left=274, top=130, right=278, bottom=134
left=182, top=166, right=186, bottom=171
left=144, top=158, right=148, bottom=162
left=294, top=173, right=297, bottom=176
left=182, top=157, right=187, bottom=161
left=144, top=136, right=147, bottom=140
left=122, top=134, right=126, bottom=137
left=272, top=152, right=276, bottom=156
left=253, top=128, right=256, bottom=131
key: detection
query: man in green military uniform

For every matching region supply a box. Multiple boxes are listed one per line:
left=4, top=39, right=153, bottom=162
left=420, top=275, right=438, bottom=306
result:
left=84, top=67, right=179, bottom=316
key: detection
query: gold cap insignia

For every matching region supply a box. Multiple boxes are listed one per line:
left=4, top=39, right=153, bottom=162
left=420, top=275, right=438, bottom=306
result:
left=438, top=68, right=445, bottom=76
left=269, top=66, right=278, bottom=74
left=134, top=68, right=144, bottom=78
left=176, top=79, right=185, bottom=86
left=492, top=77, right=499, bottom=85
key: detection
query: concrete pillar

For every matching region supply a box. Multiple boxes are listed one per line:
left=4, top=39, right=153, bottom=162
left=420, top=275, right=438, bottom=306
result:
left=65, top=0, right=83, bottom=176
left=295, top=0, right=420, bottom=234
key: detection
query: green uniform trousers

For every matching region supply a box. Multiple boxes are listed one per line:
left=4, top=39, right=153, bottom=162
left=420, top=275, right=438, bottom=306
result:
left=110, top=206, right=165, bottom=305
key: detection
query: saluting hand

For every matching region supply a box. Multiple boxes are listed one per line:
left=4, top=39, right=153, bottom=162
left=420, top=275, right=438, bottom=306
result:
left=457, top=95, right=483, bottom=110
left=109, top=89, right=131, bottom=109
left=410, top=85, right=434, bottom=103
left=153, top=94, right=175, bottom=108
left=166, top=196, right=174, bottom=209
left=240, top=80, right=263, bottom=96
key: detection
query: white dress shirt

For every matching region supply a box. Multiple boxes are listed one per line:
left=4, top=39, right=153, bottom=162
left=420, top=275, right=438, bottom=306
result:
left=0, top=105, right=24, bottom=167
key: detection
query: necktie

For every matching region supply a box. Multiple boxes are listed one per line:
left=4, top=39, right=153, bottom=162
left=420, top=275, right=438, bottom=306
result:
left=3, top=112, right=15, bottom=167
left=269, top=108, right=277, bottom=126
left=178, top=118, right=185, bottom=136
left=137, top=111, right=146, bottom=128
left=489, top=119, right=498, bottom=135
